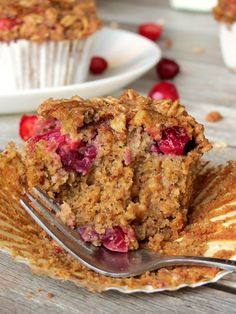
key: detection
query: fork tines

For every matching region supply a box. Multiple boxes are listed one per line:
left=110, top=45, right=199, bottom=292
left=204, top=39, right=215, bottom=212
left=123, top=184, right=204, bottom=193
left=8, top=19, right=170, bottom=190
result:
left=20, top=187, right=95, bottom=268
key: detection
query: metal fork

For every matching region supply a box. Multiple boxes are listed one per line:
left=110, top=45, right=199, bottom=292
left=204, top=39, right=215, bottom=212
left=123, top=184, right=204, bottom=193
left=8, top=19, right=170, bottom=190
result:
left=20, top=187, right=236, bottom=278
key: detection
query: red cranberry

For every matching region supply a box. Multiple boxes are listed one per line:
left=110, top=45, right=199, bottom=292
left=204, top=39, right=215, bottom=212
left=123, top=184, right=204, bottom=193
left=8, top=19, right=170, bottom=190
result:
left=35, top=129, right=66, bottom=144
left=79, top=144, right=97, bottom=159
left=124, top=149, right=133, bottom=166
left=156, top=58, right=180, bottom=80
left=54, top=246, right=63, bottom=254
left=158, top=126, right=190, bottom=155
left=90, top=56, right=108, bottom=75
left=79, top=226, right=135, bottom=253
left=0, top=18, right=18, bottom=30
left=74, top=157, right=94, bottom=175
left=28, top=119, right=97, bottom=175
left=101, top=226, right=130, bottom=253
left=19, top=115, right=38, bottom=141
left=138, top=23, right=163, bottom=41
left=148, top=82, right=179, bottom=101
left=57, top=142, right=97, bottom=175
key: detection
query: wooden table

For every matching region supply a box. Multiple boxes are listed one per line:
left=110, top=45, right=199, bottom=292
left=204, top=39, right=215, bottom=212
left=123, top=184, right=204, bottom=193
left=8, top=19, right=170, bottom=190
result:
left=1, top=1, right=236, bottom=313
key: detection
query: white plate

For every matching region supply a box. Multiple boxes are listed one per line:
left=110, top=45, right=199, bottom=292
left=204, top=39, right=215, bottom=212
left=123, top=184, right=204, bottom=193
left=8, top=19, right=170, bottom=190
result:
left=170, top=0, right=217, bottom=12
left=0, top=27, right=161, bottom=115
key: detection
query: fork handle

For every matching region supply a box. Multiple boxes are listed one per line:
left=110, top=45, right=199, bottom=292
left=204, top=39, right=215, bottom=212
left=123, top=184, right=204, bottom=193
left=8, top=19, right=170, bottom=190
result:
left=157, top=255, right=236, bottom=272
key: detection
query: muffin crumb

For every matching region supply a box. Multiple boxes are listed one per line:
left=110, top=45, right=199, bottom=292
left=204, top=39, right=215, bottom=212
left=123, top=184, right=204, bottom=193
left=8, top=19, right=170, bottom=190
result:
left=205, top=111, right=223, bottom=123
left=47, top=292, right=55, bottom=299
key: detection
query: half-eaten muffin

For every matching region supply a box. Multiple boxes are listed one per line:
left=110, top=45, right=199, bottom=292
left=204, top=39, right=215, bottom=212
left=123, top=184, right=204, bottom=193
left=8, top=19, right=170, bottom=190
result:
left=24, top=90, right=211, bottom=252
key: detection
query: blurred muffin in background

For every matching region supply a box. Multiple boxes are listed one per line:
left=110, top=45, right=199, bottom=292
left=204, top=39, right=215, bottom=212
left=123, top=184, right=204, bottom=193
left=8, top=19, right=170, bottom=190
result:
left=213, top=0, right=236, bottom=71
left=0, top=0, right=102, bottom=91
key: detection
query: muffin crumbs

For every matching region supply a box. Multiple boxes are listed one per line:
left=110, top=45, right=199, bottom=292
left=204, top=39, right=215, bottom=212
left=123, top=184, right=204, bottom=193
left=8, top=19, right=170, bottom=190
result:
left=205, top=111, right=223, bottom=123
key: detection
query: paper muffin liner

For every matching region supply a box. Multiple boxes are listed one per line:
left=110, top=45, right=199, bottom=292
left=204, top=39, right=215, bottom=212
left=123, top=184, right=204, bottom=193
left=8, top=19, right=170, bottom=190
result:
left=0, top=36, right=95, bottom=92
left=0, top=146, right=236, bottom=293
left=170, top=0, right=217, bottom=12
left=219, top=23, right=236, bottom=71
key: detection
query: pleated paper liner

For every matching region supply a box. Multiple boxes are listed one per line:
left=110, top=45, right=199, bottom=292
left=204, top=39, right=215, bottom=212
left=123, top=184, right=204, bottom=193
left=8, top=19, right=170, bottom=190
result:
left=0, top=145, right=236, bottom=293
left=0, top=36, right=94, bottom=92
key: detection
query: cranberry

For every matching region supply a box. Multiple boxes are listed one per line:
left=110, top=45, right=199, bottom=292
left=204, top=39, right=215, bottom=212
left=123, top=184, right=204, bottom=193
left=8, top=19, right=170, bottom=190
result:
left=19, top=115, right=38, bottom=141
left=90, top=56, right=108, bottom=75
left=101, top=226, right=130, bottom=253
left=156, top=58, right=180, bottom=80
left=0, top=18, right=17, bottom=30
left=138, top=23, right=163, bottom=41
left=74, top=157, right=94, bottom=175
left=148, top=82, right=179, bottom=101
left=30, top=128, right=67, bottom=151
left=28, top=118, right=97, bottom=175
left=57, top=142, right=97, bottom=175
left=79, top=226, right=136, bottom=252
left=79, top=144, right=97, bottom=159
left=158, top=126, right=190, bottom=156
left=124, top=149, right=133, bottom=166
left=54, top=246, right=63, bottom=254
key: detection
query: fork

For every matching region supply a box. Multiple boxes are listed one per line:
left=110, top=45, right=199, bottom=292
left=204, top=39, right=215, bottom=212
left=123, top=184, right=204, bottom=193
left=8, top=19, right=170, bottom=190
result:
left=20, top=187, right=236, bottom=278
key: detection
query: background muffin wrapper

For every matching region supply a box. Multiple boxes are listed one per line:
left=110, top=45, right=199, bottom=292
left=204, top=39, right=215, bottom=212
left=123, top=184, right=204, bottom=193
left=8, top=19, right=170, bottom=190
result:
left=219, top=22, right=236, bottom=71
left=0, top=36, right=95, bottom=91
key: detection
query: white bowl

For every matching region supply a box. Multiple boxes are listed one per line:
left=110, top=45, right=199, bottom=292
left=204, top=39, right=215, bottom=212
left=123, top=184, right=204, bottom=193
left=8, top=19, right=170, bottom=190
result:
left=170, top=0, right=217, bottom=12
left=220, top=23, right=236, bottom=71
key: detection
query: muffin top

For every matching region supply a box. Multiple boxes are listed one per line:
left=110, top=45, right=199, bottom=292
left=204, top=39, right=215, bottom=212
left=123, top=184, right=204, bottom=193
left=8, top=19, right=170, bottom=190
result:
left=37, top=89, right=211, bottom=155
left=0, top=0, right=102, bottom=42
left=213, top=0, right=236, bottom=24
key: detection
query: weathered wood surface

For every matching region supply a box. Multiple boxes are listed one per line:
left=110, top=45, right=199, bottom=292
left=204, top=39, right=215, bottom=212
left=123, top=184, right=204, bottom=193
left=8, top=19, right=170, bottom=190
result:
left=0, top=0, right=236, bottom=313
left=0, top=252, right=235, bottom=314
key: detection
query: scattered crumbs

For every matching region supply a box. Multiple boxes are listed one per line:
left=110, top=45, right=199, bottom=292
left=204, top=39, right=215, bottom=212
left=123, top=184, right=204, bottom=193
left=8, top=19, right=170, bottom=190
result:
left=164, top=38, right=173, bottom=49
left=25, top=291, right=34, bottom=299
left=192, top=47, right=205, bottom=54
left=108, top=21, right=119, bottom=29
left=205, top=111, right=223, bottom=123
left=213, top=141, right=228, bottom=149
left=47, top=292, right=55, bottom=299
left=37, top=288, right=44, bottom=293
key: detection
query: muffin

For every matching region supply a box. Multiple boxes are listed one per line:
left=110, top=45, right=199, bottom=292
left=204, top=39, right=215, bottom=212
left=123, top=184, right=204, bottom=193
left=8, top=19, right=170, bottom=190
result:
left=0, top=0, right=101, bottom=91
left=23, top=89, right=211, bottom=253
left=170, top=0, right=217, bottom=12
left=213, top=0, right=236, bottom=71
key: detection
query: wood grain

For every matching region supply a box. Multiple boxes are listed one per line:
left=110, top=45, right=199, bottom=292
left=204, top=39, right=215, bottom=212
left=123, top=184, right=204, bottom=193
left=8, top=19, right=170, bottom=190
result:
left=0, top=252, right=235, bottom=314
left=1, top=0, right=236, bottom=312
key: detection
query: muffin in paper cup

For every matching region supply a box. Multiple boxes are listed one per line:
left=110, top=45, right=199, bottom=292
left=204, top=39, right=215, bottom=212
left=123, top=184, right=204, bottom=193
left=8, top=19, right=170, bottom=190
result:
left=0, top=37, right=95, bottom=91
left=213, top=0, right=236, bottom=71
left=0, top=0, right=101, bottom=91
left=170, top=0, right=217, bottom=12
